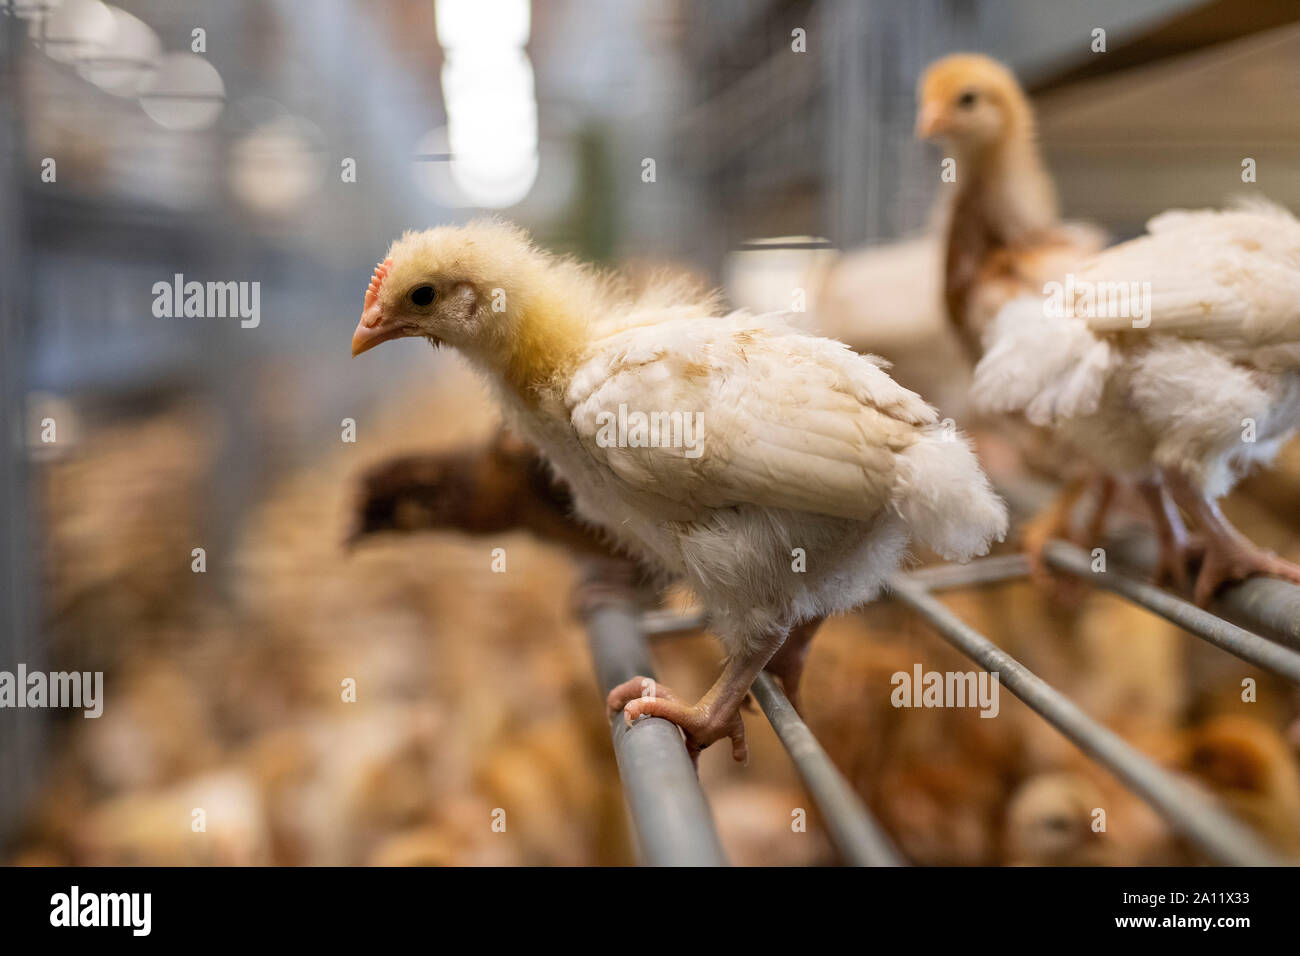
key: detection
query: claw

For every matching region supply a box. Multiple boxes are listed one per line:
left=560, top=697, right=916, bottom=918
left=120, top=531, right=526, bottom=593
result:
left=1163, top=468, right=1300, bottom=606
left=607, top=676, right=748, bottom=765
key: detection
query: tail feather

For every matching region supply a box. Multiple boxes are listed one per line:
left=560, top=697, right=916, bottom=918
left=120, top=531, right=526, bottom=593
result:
left=892, top=425, right=1007, bottom=561
left=972, top=296, right=1110, bottom=425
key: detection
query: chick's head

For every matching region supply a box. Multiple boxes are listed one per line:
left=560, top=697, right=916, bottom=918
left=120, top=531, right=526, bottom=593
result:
left=352, top=220, right=597, bottom=391
left=1004, top=772, right=1101, bottom=865
left=915, top=53, right=1032, bottom=149
left=351, top=219, right=539, bottom=358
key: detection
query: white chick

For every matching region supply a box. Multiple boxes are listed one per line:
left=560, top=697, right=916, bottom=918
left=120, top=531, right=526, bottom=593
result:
left=972, top=200, right=1300, bottom=604
left=917, top=53, right=1300, bottom=603
left=350, top=221, right=1007, bottom=760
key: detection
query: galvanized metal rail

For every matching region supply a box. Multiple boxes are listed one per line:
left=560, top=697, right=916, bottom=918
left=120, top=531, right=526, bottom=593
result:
left=751, top=672, right=904, bottom=866
left=1045, top=540, right=1300, bottom=684
left=1215, top=575, right=1300, bottom=650
left=588, top=601, right=902, bottom=866
left=1099, top=533, right=1300, bottom=652
left=598, top=535, right=1300, bottom=866
left=585, top=603, right=728, bottom=866
left=888, top=573, right=1288, bottom=867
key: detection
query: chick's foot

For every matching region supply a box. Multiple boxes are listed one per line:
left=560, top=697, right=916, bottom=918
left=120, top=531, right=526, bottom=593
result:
left=1165, top=468, right=1300, bottom=606
left=607, top=677, right=748, bottom=764
left=1192, top=531, right=1300, bottom=608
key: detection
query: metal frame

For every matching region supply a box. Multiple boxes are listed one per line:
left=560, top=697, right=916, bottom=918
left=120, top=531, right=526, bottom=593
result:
left=589, top=538, right=1300, bottom=867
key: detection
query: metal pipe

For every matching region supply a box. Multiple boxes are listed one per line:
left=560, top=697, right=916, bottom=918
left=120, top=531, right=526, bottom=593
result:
left=751, top=673, right=905, bottom=866
left=887, top=575, right=1289, bottom=867
left=1097, top=531, right=1300, bottom=652
left=903, top=553, right=1031, bottom=592
left=642, top=556, right=1030, bottom=640
left=632, top=612, right=904, bottom=865
left=1216, top=576, right=1300, bottom=651
left=641, top=608, right=708, bottom=637
left=1045, top=540, right=1300, bottom=685
left=584, top=603, right=728, bottom=866
left=995, top=473, right=1300, bottom=651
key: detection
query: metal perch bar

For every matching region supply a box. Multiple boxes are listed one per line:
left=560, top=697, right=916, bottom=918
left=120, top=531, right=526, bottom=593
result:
left=902, top=553, right=1031, bottom=592
left=1214, top=576, right=1300, bottom=651
left=599, top=530, right=1300, bottom=865
left=628, top=608, right=904, bottom=865
left=1093, top=531, right=1300, bottom=652
left=751, top=672, right=905, bottom=867
left=1044, top=540, right=1300, bottom=685
left=638, top=555, right=1031, bottom=638
left=640, top=607, right=708, bottom=636
left=887, top=575, right=1289, bottom=867
left=584, top=603, right=728, bottom=866
left=995, top=477, right=1300, bottom=651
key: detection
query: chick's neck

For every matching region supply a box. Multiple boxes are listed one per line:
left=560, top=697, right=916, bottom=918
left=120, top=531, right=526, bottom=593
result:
left=952, top=129, right=1056, bottom=245
left=943, top=129, right=1057, bottom=359
left=494, top=285, right=591, bottom=400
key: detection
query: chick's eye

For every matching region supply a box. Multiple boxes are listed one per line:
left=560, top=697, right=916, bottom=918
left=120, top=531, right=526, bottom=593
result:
left=409, top=285, right=436, bottom=307
left=957, top=90, right=977, bottom=109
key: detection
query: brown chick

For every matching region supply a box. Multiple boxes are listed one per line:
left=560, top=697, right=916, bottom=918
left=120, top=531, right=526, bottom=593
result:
left=348, top=427, right=612, bottom=558
left=916, top=54, right=1114, bottom=580
left=915, top=54, right=1106, bottom=358
left=1003, top=769, right=1180, bottom=866
left=1004, top=772, right=1108, bottom=866
left=1177, top=715, right=1300, bottom=857
left=347, top=427, right=653, bottom=614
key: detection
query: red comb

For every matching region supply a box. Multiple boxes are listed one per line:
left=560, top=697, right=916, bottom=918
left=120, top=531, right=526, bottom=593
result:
left=363, top=257, right=394, bottom=311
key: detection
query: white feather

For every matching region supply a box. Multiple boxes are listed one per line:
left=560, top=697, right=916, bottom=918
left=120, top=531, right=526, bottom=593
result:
left=501, top=310, right=1006, bottom=650
left=974, top=201, right=1300, bottom=494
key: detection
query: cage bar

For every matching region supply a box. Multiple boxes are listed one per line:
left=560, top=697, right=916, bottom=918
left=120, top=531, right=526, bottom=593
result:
left=887, top=575, right=1289, bottom=867
left=751, top=672, right=905, bottom=866
left=584, top=602, right=728, bottom=866
left=1045, top=540, right=1300, bottom=684
left=596, top=529, right=1300, bottom=865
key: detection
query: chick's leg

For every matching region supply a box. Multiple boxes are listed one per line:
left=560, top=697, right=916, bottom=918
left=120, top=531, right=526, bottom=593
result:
left=607, top=626, right=788, bottom=764
left=763, top=616, right=824, bottom=713
left=1081, top=474, right=1119, bottom=546
left=1165, top=468, right=1300, bottom=606
left=1137, top=475, right=1197, bottom=592
left=1021, top=476, right=1087, bottom=580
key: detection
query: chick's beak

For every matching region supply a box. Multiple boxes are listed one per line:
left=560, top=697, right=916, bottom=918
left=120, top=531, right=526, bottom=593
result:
left=351, top=257, right=405, bottom=357
left=351, top=303, right=404, bottom=357
left=915, top=101, right=947, bottom=140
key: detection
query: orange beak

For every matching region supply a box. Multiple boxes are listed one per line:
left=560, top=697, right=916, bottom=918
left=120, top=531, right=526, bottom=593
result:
left=915, top=101, right=947, bottom=139
left=350, top=257, right=406, bottom=357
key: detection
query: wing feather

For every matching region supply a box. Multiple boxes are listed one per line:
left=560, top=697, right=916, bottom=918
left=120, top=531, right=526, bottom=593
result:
left=566, top=313, right=931, bottom=521
left=1074, top=206, right=1300, bottom=344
